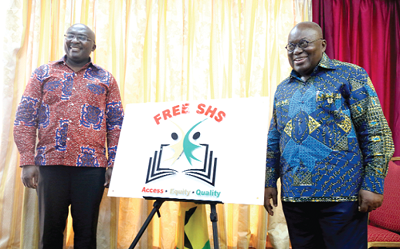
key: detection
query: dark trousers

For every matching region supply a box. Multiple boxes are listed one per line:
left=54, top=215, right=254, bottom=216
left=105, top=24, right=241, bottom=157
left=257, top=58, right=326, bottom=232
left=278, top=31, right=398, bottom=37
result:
left=282, top=201, right=368, bottom=249
left=37, top=166, right=106, bottom=249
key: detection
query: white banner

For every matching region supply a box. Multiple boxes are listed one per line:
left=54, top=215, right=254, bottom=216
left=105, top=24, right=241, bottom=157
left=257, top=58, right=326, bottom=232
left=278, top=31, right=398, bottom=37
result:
left=108, top=97, right=269, bottom=205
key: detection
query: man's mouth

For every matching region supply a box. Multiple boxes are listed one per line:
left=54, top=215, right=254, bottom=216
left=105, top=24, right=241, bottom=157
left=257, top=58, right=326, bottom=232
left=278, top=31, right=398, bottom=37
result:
left=294, top=57, right=307, bottom=64
left=70, top=47, right=81, bottom=52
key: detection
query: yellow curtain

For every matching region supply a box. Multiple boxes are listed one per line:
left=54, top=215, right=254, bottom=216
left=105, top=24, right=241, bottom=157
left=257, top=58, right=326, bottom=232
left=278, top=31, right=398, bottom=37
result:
left=0, top=0, right=311, bottom=248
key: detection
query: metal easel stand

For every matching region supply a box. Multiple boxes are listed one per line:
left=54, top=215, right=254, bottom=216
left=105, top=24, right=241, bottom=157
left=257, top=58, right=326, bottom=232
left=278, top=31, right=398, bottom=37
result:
left=129, top=198, right=222, bottom=249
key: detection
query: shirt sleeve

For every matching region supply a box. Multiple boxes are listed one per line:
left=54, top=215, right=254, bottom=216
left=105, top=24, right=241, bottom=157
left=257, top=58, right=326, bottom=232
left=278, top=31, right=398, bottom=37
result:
left=348, top=67, right=395, bottom=194
left=265, top=97, right=281, bottom=188
left=13, top=66, right=46, bottom=166
left=105, top=75, right=124, bottom=168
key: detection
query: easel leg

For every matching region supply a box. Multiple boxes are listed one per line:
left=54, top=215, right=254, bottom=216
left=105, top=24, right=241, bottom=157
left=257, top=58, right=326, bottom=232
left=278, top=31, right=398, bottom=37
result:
left=210, top=203, right=219, bottom=249
left=129, top=199, right=165, bottom=249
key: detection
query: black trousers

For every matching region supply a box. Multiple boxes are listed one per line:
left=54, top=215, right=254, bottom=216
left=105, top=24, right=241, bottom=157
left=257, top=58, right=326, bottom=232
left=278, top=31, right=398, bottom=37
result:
left=282, top=201, right=368, bottom=249
left=37, top=166, right=105, bottom=249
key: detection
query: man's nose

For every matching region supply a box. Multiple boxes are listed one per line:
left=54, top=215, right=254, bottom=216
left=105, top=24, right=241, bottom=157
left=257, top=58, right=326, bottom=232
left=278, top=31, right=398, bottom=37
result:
left=70, top=36, right=80, bottom=42
left=293, top=45, right=304, bottom=54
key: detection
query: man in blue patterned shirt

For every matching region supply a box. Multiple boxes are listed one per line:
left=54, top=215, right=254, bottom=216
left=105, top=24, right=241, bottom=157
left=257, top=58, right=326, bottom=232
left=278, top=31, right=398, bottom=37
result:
left=264, top=22, right=394, bottom=248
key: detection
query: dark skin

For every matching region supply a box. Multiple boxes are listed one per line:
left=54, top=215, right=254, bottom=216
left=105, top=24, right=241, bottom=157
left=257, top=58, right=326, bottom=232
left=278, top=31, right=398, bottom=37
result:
left=21, top=24, right=112, bottom=189
left=64, top=23, right=97, bottom=72
left=286, top=22, right=326, bottom=82
left=263, top=21, right=383, bottom=215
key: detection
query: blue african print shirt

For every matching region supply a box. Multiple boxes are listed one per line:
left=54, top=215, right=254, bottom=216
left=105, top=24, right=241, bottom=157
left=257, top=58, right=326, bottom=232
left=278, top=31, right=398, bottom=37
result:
left=266, top=53, right=394, bottom=202
left=14, top=56, right=124, bottom=168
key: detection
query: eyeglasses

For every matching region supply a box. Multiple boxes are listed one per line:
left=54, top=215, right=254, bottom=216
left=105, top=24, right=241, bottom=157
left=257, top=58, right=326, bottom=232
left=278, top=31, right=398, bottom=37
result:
left=285, top=38, right=324, bottom=53
left=64, top=34, right=92, bottom=42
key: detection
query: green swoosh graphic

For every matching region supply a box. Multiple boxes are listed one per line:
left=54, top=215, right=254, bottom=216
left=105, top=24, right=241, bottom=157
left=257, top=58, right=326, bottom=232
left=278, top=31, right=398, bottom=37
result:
left=183, top=118, right=208, bottom=165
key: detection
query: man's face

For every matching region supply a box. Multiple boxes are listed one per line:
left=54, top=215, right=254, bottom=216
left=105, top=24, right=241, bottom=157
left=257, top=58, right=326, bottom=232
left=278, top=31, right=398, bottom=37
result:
left=64, top=25, right=96, bottom=63
left=287, top=27, right=326, bottom=77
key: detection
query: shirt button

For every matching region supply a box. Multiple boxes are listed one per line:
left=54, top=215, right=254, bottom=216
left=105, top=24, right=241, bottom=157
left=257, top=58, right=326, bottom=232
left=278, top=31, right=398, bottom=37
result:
left=73, top=87, right=76, bottom=90
left=70, top=103, right=74, bottom=106
left=67, top=138, right=70, bottom=140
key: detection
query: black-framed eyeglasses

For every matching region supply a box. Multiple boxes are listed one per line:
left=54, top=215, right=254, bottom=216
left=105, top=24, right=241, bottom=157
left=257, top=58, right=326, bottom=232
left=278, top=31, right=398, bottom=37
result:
left=64, top=34, right=92, bottom=42
left=285, top=38, right=324, bottom=53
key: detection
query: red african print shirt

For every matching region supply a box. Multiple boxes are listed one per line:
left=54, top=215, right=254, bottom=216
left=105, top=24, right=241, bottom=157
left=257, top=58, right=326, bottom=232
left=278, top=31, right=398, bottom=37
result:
left=14, top=56, right=124, bottom=168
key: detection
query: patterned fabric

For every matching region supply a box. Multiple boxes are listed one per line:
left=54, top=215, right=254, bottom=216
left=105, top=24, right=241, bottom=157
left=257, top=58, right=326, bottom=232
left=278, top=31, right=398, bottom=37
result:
left=176, top=203, right=210, bottom=249
left=266, top=53, right=394, bottom=202
left=87, top=84, right=106, bottom=95
left=76, top=146, right=100, bottom=167
left=13, top=56, right=124, bottom=168
left=14, top=96, right=39, bottom=127
left=368, top=225, right=400, bottom=242
left=35, top=146, right=46, bottom=166
left=107, top=146, right=117, bottom=168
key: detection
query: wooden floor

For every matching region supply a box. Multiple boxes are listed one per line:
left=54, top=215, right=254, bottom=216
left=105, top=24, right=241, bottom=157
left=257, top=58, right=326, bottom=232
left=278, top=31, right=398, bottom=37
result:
left=248, top=235, right=291, bottom=249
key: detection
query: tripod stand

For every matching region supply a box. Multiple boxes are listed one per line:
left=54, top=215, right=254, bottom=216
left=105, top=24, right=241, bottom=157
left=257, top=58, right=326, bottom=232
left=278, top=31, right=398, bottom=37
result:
left=129, top=198, right=222, bottom=249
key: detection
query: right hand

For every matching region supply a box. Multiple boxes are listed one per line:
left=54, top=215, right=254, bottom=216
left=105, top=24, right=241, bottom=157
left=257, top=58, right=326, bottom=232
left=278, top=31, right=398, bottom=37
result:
left=21, top=165, right=39, bottom=189
left=264, top=187, right=278, bottom=216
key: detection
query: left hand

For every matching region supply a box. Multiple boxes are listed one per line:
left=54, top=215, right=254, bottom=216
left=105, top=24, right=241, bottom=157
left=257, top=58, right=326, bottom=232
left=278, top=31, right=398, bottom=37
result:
left=358, top=189, right=383, bottom=213
left=104, top=167, right=113, bottom=188
left=264, top=187, right=278, bottom=216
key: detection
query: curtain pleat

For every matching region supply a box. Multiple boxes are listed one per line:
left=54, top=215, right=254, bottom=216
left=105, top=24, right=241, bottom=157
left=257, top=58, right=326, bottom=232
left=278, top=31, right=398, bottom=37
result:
left=0, top=1, right=311, bottom=248
left=312, top=0, right=400, bottom=159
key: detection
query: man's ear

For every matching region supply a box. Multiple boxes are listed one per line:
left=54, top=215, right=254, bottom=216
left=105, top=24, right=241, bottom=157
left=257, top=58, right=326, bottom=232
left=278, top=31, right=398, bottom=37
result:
left=92, top=43, right=96, bottom=52
left=321, top=39, right=327, bottom=53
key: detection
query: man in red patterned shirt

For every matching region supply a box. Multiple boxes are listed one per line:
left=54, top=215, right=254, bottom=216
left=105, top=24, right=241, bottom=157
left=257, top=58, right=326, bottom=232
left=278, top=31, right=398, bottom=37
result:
left=14, top=23, right=124, bottom=249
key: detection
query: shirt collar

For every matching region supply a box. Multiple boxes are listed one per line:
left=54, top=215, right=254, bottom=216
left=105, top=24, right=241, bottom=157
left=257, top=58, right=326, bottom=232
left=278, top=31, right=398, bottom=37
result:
left=290, top=52, right=336, bottom=80
left=52, top=55, right=101, bottom=70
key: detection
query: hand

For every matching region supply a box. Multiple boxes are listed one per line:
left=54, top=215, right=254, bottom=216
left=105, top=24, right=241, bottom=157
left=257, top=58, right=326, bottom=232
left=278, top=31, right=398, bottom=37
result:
left=21, top=165, right=39, bottom=189
left=104, top=167, right=113, bottom=188
left=358, top=189, right=383, bottom=213
left=264, top=187, right=278, bottom=216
